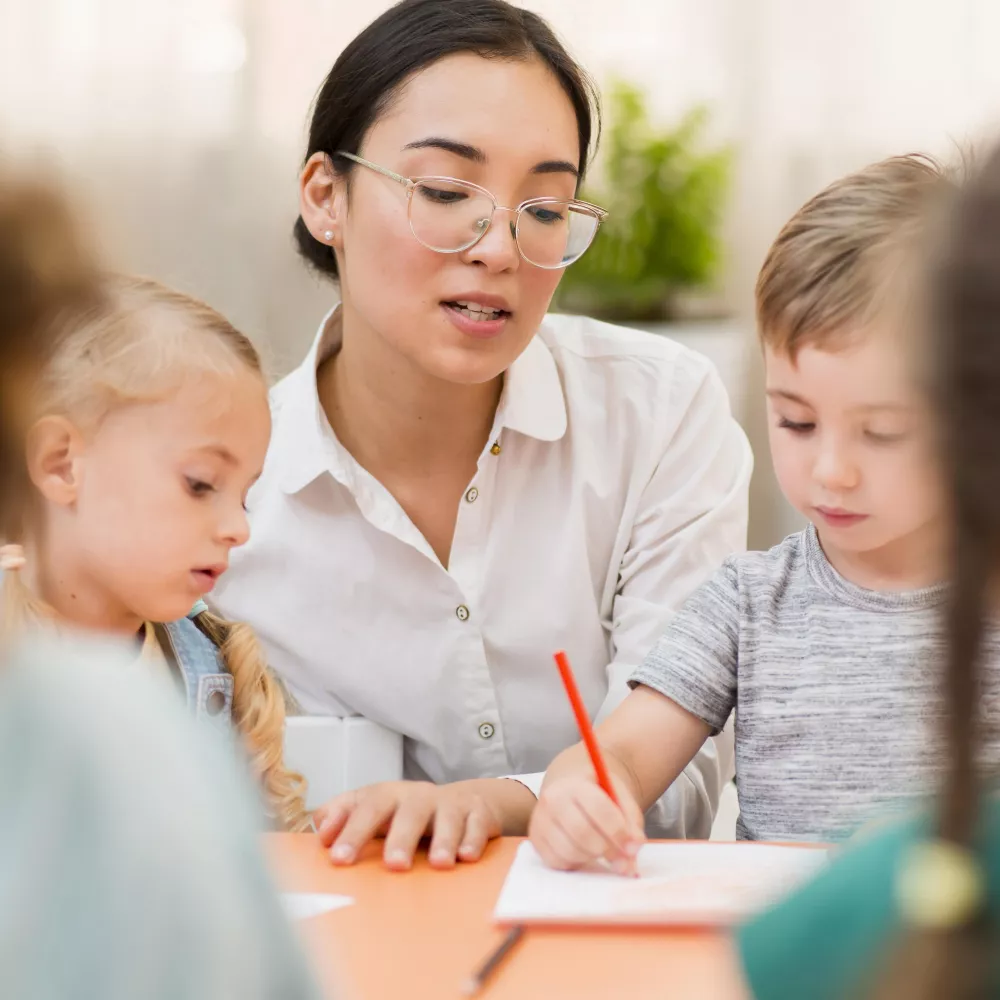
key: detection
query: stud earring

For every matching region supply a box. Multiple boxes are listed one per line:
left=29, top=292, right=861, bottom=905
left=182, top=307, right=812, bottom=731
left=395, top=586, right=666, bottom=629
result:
left=323, top=230, right=334, bottom=242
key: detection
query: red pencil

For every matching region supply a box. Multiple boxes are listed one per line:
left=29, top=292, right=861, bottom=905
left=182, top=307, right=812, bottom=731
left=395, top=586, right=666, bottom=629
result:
left=553, top=650, right=623, bottom=807
left=553, top=651, right=642, bottom=879
left=552, top=650, right=639, bottom=875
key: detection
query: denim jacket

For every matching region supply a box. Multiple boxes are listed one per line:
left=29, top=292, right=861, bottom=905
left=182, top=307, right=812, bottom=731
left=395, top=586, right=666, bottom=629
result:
left=153, top=609, right=234, bottom=736
left=0, top=571, right=234, bottom=735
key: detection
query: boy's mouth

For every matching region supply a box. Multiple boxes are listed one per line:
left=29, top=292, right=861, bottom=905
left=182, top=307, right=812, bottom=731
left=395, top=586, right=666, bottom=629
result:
left=814, top=506, right=869, bottom=528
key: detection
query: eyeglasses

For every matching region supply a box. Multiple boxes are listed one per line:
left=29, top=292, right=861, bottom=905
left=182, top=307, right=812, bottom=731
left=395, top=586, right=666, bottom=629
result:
left=334, top=151, right=607, bottom=270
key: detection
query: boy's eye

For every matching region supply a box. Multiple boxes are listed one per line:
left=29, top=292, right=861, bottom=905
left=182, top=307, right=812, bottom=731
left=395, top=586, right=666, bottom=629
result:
left=778, top=417, right=815, bottom=434
left=865, top=429, right=907, bottom=444
left=185, top=477, right=215, bottom=497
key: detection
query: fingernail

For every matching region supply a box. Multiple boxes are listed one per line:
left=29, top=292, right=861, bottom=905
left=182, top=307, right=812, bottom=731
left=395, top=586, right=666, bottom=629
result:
left=458, top=843, right=474, bottom=857
left=612, top=856, right=632, bottom=875
left=331, top=845, right=353, bottom=862
left=430, top=849, right=450, bottom=865
left=625, top=841, right=641, bottom=857
left=387, top=849, right=409, bottom=867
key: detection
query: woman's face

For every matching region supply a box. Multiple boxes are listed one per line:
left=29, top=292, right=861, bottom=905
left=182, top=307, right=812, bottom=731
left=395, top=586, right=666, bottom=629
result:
left=302, top=53, right=583, bottom=385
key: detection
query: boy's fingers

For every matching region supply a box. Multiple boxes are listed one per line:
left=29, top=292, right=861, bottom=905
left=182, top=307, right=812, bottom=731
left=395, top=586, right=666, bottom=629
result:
left=571, top=786, right=637, bottom=858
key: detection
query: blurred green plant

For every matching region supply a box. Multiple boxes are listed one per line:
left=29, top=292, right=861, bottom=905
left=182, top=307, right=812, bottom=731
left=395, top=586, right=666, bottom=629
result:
left=557, top=81, right=732, bottom=322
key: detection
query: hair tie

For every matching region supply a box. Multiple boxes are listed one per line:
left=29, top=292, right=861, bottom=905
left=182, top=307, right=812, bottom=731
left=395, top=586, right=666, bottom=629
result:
left=896, top=839, right=985, bottom=928
left=0, top=544, right=26, bottom=571
left=188, top=598, right=210, bottom=619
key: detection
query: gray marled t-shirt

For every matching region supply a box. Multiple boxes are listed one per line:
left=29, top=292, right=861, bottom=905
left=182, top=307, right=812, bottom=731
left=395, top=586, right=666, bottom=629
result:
left=630, top=526, right=1000, bottom=843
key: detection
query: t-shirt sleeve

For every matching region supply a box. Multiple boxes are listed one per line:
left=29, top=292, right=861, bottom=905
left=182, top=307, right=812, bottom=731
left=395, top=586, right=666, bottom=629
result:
left=628, top=559, right=740, bottom=734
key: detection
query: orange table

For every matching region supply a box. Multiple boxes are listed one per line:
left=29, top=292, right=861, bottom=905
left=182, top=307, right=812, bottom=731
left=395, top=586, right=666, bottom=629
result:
left=267, top=834, right=750, bottom=1000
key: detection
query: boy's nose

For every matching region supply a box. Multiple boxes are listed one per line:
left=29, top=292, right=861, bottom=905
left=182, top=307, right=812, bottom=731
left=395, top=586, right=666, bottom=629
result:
left=814, top=445, right=860, bottom=492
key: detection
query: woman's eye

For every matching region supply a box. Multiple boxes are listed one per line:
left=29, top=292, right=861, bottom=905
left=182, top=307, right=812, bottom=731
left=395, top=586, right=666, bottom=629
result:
left=778, top=417, right=815, bottom=434
left=526, top=204, right=565, bottom=224
left=418, top=185, right=468, bottom=205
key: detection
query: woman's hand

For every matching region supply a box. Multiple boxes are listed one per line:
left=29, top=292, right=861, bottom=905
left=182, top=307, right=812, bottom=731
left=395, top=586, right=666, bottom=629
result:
left=529, top=774, right=645, bottom=873
left=314, top=777, right=537, bottom=871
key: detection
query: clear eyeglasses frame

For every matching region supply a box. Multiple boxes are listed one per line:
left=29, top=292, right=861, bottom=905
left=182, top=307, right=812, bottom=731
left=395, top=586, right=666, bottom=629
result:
left=333, top=150, right=607, bottom=270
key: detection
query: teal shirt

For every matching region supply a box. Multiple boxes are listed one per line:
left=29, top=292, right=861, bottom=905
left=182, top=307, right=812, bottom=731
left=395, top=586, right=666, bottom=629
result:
left=738, top=799, right=1000, bottom=1000
left=0, top=632, right=323, bottom=1000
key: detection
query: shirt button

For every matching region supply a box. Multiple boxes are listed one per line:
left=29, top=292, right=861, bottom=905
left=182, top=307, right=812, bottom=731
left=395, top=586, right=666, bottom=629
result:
left=478, top=722, right=495, bottom=740
left=205, top=690, right=227, bottom=716
left=456, top=605, right=470, bottom=621
left=465, top=487, right=479, bottom=503
left=490, top=442, right=501, bottom=456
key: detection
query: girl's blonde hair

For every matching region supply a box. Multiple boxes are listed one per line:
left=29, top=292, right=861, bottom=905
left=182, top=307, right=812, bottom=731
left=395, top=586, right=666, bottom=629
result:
left=1, top=276, right=310, bottom=832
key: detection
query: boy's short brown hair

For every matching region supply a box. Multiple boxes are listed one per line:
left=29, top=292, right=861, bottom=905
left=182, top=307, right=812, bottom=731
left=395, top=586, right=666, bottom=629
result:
left=756, top=154, right=952, bottom=358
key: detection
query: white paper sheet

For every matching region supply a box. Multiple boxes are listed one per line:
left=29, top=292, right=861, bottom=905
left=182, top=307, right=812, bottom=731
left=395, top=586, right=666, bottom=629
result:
left=494, top=841, right=828, bottom=927
left=281, top=892, right=354, bottom=921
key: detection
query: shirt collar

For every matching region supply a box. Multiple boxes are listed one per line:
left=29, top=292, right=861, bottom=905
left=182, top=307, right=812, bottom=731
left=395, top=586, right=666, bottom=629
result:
left=495, top=319, right=568, bottom=443
left=275, top=306, right=350, bottom=495
left=275, top=306, right=568, bottom=495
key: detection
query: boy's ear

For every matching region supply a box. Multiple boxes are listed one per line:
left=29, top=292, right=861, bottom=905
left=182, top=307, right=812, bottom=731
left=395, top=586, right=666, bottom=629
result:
left=25, top=415, right=86, bottom=507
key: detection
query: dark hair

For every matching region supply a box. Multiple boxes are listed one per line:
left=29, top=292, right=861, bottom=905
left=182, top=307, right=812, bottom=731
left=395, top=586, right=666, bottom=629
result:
left=293, top=0, right=600, bottom=280
left=0, top=174, right=98, bottom=535
left=870, top=146, right=1000, bottom=1000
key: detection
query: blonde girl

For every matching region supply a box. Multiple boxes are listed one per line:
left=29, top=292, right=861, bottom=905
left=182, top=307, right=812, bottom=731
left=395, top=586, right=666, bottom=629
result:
left=1, top=275, right=309, bottom=832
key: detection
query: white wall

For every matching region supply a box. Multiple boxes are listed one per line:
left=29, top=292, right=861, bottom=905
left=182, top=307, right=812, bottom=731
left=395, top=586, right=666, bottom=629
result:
left=4, top=0, right=999, bottom=542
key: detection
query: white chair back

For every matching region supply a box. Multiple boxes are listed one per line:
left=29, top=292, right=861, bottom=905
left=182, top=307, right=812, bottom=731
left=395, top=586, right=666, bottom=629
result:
left=283, top=716, right=403, bottom=810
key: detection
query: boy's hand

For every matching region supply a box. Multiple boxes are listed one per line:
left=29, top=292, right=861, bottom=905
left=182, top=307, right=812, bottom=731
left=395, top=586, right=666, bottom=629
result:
left=529, top=774, right=645, bottom=873
left=314, top=777, right=536, bottom=871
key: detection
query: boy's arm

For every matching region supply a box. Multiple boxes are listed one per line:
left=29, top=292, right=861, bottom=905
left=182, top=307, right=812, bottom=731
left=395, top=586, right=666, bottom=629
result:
left=541, top=685, right=713, bottom=811
left=540, top=555, right=743, bottom=843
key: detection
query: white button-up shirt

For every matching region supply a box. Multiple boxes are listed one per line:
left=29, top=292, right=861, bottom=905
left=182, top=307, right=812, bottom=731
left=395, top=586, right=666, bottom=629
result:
left=214, top=309, right=753, bottom=838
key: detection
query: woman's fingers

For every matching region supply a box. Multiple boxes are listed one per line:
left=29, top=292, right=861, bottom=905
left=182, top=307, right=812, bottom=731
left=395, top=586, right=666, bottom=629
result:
left=427, top=802, right=466, bottom=868
left=320, top=780, right=507, bottom=870
left=329, top=788, right=399, bottom=865
left=381, top=793, right=437, bottom=870
left=314, top=792, right=357, bottom=847
left=457, top=802, right=498, bottom=863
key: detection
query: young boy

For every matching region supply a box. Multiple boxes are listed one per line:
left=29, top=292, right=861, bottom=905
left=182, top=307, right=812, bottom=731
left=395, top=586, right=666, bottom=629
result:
left=529, top=154, right=1000, bottom=868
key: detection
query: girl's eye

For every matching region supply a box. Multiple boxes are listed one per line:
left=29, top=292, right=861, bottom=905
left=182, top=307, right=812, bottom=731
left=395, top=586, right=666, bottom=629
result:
left=185, top=477, right=215, bottom=497
left=778, top=417, right=815, bottom=434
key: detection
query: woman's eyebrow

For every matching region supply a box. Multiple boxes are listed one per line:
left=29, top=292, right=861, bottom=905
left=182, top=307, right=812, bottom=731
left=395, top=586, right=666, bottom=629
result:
left=403, top=137, right=485, bottom=162
left=402, top=137, right=579, bottom=178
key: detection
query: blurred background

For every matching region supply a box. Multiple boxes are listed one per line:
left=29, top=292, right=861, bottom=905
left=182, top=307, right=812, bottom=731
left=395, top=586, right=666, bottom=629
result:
left=4, top=0, right=1000, bottom=546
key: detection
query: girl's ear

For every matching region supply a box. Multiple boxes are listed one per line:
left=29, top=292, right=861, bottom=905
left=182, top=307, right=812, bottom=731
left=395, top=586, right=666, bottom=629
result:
left=25, top=415, right=86, bottom=507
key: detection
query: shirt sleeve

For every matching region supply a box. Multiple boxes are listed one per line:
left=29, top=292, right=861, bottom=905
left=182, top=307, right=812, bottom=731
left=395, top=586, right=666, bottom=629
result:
left=609, top=360, right=751, bottom=838
left=504, top=366, right=749, bottom=838
left=629, top=558, right=742, bottom=736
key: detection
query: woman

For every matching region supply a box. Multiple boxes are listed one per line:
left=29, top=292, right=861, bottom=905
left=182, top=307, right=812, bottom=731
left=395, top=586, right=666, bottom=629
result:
left=215, top=0, right=751, bottom=869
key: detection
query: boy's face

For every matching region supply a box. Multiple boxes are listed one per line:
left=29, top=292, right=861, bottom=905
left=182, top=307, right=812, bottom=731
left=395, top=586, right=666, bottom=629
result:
left=765, top=329, right=944, bottom=580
